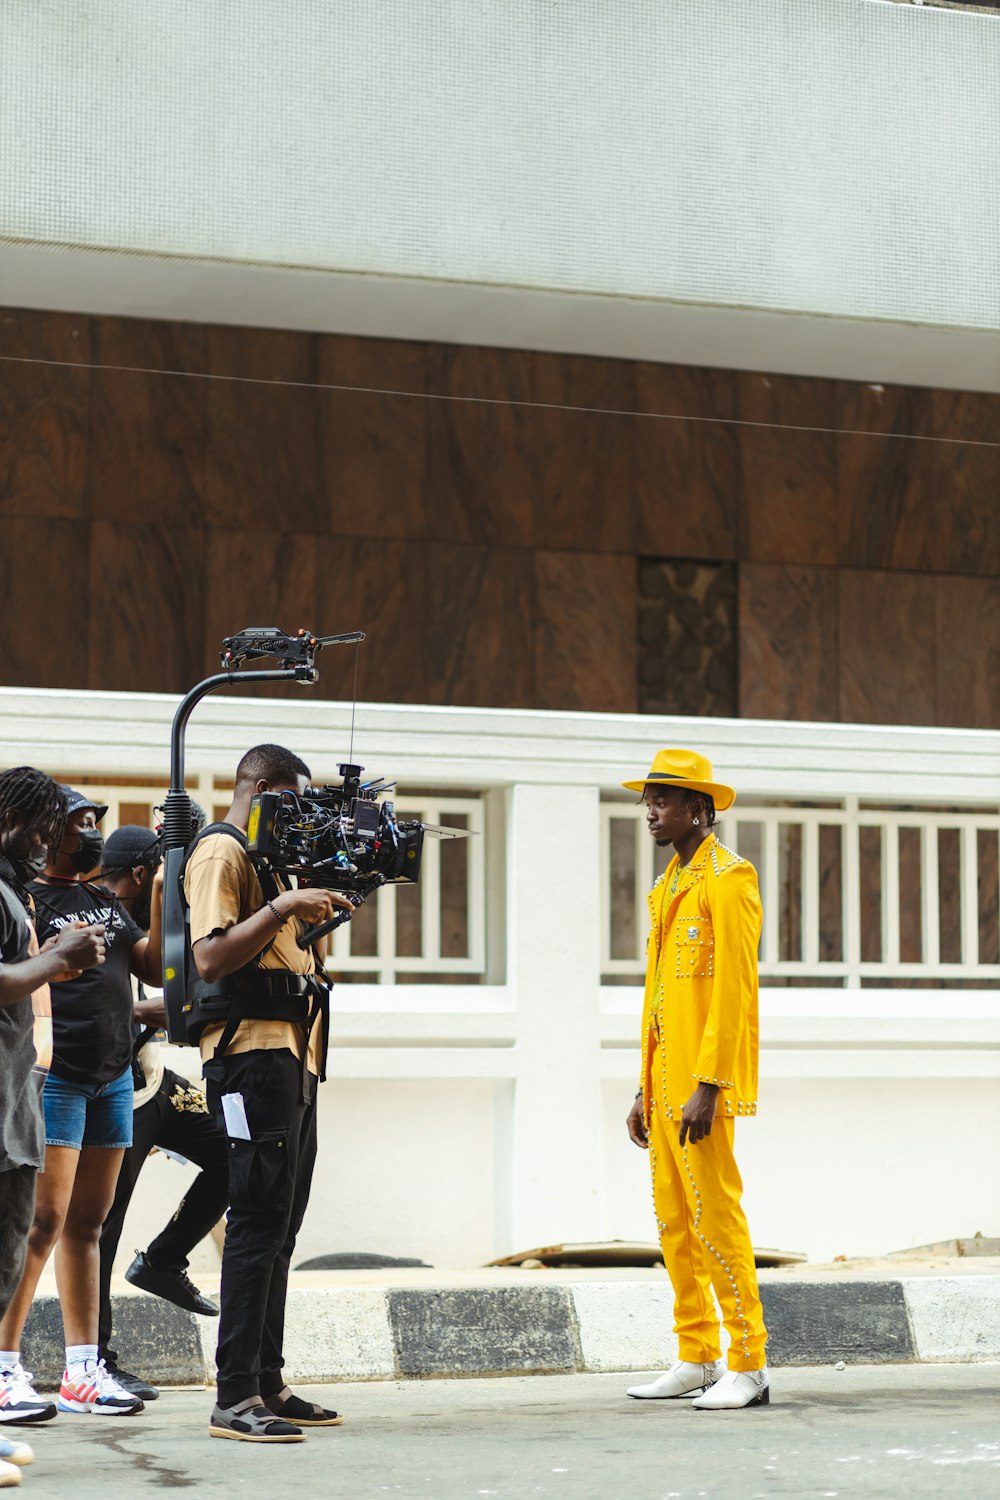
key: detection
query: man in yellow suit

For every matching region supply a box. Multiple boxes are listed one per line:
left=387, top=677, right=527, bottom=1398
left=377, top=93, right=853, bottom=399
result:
left=623, top=749, right=769, bottom=1411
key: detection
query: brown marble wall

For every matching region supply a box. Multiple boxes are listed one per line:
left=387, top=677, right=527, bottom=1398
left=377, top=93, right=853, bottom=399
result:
left=740, top=564, right=1000, bottom=729
left=739, top=563, right=839, bottom=722
left=1, top=305, right=998, bottom=728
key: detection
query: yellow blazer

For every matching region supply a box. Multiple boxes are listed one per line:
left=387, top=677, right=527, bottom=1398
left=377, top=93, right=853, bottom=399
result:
left=640, top=834, right=762, bottom=1123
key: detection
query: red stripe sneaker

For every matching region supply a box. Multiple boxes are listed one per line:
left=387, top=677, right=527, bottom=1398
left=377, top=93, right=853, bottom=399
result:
left=57, top=1362, right=143, bottom=1416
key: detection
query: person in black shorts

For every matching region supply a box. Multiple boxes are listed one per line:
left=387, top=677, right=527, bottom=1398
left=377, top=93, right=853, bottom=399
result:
left=0, top=768, right=105, bottom=1447
left=96, top=825, right=228, bottom=1402
left=0, top=787, right=163, bottom=1420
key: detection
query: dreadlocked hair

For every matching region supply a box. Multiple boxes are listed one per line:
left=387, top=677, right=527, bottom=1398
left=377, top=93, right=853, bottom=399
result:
left=0, top=767, right=68, bottom=847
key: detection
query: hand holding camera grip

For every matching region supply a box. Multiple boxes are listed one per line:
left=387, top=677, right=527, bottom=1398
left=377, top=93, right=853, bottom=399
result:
left=297, top=893, right=365, bottom=950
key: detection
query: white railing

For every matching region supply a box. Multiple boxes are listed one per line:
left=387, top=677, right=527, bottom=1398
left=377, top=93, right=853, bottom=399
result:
left=5, top=688, right=1000, bottom=1263
left=327, top=792, right=485, bottom=985
left=54, top=778, right=486, bottom=986
left=601, top=799, right=1000, bottom=987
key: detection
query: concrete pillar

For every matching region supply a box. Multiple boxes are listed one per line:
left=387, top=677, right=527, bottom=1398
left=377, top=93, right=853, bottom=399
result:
left=506, top=781, right=604, bottom=1250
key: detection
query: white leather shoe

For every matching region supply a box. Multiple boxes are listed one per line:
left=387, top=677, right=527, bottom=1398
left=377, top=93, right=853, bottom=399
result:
left=691, top=1366, right=769, bottom=1410
left=626, top=1359, right=726, bottom=1400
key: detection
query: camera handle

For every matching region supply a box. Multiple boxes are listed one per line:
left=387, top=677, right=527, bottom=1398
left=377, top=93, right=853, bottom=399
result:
left=297, top=889, right=371, bottom=950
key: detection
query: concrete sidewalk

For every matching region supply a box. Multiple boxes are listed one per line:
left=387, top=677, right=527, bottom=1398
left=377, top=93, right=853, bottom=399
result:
left=11, top=1366, right=1000, bottom=1500
left=22, top=1258, right=1000, bottom=1386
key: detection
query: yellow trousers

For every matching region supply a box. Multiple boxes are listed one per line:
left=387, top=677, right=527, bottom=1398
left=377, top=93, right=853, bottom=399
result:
left=647, top=1050, right=767, bottom=1371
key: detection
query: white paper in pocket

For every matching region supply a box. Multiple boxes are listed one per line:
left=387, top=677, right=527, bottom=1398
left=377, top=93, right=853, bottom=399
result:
left=221, top=1092, right=252, bottom=1140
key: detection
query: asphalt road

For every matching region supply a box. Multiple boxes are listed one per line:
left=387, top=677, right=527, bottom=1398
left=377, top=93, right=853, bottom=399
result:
left=5, top=1365, right=999, bottom=1499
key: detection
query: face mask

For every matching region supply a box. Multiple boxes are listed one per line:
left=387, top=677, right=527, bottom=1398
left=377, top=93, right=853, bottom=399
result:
left=132, top=877, right=153, bottom=932
left=8, top=833, right=48, bottom=883
left=67, top=827, right=104, bottom=874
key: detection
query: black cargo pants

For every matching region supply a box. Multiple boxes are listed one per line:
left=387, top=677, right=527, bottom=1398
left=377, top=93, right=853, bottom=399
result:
left=98, top=1067, right=229, bottom=1357
left=203, top=1047, right=318, bottom=1408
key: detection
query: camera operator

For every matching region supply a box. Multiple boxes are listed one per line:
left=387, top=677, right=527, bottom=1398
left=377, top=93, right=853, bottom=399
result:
left=0, top=787, right=163, bottom=1420
left=96, top=825, right=229, bottom=1403
left=0, top=769, right=105, bottom=1451
left=184, top=744, right=353, bottom=1444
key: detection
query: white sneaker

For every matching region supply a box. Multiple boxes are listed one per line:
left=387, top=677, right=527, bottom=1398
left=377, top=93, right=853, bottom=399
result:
left=0, top=1364, right=56, bottom=1424
left=57, top=1360, right=143, bottom=1416
left=0, top=1458, right=21, bottom=1488
left=627, top=1359, right=726, bottom=1400
left=691, top=1366, right=769, bottom=1410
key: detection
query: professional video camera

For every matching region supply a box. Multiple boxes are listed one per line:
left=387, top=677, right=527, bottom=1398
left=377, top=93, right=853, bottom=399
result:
left=246, top=763, right=424, bottom=897
left=160, top=626, right=465, bottom=1043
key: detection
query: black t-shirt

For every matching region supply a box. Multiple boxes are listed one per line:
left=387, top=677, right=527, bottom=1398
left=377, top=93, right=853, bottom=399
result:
left=0, top=858, right=45, bottom=1171
left=28, top=879, right=143, bottom=1087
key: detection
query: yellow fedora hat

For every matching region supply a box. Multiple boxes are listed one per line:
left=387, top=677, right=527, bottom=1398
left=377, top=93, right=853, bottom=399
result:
left=621, top=748, right=736, bottom=810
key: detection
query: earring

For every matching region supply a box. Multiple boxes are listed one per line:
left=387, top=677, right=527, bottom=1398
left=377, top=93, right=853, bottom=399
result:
left=692, top=817, right=700, bottom=826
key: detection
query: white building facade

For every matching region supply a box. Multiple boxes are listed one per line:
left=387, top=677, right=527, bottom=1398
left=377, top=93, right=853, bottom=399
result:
left=3, top=0, right=999, bottom=390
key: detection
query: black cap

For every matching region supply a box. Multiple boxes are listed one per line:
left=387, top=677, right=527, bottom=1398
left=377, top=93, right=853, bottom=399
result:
left=101, top=825, right=161, bottom=873
left=59, top=785, right=109, bottom=821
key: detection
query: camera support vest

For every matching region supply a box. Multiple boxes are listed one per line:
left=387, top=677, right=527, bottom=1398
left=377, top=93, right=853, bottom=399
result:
left=180, top=823, right=331, bottom=1093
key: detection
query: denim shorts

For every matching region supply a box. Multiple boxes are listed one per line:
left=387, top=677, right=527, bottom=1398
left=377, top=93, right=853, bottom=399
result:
left=43, top=1067, right=134, bottom=1150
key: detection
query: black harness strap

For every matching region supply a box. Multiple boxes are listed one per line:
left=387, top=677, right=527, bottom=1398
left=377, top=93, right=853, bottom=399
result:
left=185, top=824, right=330, bottom=1101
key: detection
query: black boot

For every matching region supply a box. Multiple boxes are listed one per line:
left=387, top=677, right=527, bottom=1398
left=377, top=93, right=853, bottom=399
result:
left=100, top=1348, right=159, bottom=1402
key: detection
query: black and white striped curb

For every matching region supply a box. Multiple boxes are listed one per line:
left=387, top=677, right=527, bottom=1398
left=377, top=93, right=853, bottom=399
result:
left=23, top=1276, right=1000, bottom=1387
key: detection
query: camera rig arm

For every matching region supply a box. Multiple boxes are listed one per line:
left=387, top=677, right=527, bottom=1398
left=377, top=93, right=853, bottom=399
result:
left=160, top=626, right=364, bottom=1042
left=161, top=627, right=365, bottom=851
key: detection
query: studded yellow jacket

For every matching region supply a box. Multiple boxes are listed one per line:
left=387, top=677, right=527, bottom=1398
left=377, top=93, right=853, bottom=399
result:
left=640, top=834, right=762, bottom=1124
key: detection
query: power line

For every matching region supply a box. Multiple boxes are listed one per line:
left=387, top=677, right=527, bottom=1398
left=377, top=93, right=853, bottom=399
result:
left=0, top=351, right=997, bottom=448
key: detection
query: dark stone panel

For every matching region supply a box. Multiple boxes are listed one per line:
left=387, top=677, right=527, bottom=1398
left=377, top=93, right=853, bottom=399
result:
left=0, top=307, right=92, bottom=519
left=738, top=373, right=839, bottom=566
left=388, top=1286, right=581, bottom=1377
left=23, top=1295, right=203, bottom=1388
left=739, top=563, right=839, bottom=721
left=425, top=543, right=535, bottom=708
left=525, top=352, right=637, bottom=554
left=835, top=382, right=916, bottom=571
left=534, top=550, right=637, bottom=712
left=202, top=528, right=320, bottom=693
left=921, top=386, right=1000, bottom=446
left=423, top=346, right=537, bottom=547
left=318, top=335, right=429, bottom=541
left=839, top=569, right=936, bottom=726
left=203, top=527, right=424, bottom=717
left=90, top=522, right=206, bottom=694
left=313, top=535, right=429, bottom=705
left=838, top=386, right=1000, bottom=576
left=90, top=317, right=208, bottom=529
left=424, top=346, right=635, bottom=553
left=202, top=325, right=323, bottom=533
left=935, top=574, right=1000, bottom=729
left=0, top=518, right=90, bottom=687
left=634, top=363, right=739, bottom=561
left=638, top=558, right=738, bottom=717
left=761, top=1280, right=915, bottom=1366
